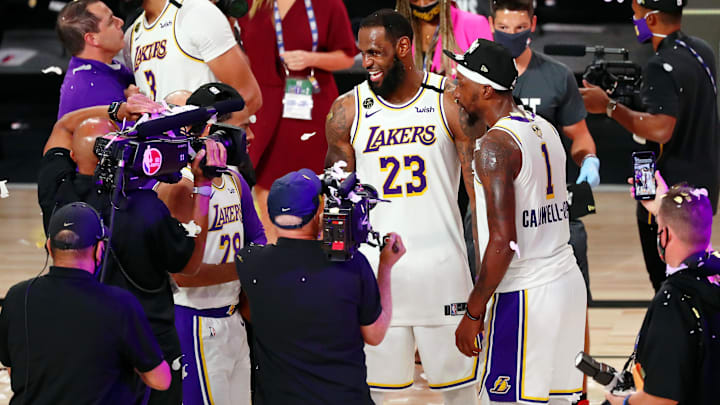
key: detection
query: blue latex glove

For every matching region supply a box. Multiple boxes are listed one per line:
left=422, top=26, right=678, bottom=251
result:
left=576, top=155, right=600, bottom=188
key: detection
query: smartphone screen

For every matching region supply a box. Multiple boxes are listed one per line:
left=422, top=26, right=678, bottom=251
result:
left=632, top=151, right=656, bottom=200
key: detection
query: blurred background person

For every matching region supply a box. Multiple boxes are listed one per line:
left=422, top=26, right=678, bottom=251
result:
left=396, top=0, right=492, bottom=76
left=238, top=0, right=357, bottom=242
left=56, top=0, right=136, bottom=120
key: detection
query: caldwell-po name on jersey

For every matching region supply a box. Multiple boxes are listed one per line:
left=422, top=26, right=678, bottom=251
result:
left=522, top=200, right=570, bottom=228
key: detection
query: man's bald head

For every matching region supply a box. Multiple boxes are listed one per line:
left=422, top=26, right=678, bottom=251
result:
left=72, top=117, right=116, bottom=175
left=165, top=90, right=192, bottom=107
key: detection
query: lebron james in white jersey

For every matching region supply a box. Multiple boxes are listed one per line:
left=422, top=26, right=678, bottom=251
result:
left=325, top=11, right=483, bottom=405
left=449, top=39, right=586, bottom=405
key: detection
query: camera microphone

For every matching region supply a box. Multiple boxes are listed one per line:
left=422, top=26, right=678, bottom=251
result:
left=132, top=97, right=246, bottom=138
left=133, top=108, right=209, bottom=138
left=544, top=44, right=630, bottom=57
left=544, top=44, right=591, bottom=57
left=206, top=97, right=246, bottom=117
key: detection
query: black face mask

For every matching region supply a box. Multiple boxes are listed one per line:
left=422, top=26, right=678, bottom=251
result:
left=368, top=56, right=405, bottom=99
left=493, top=29, right=531, bottom=58
left=410, top=1, right=441, bottom=22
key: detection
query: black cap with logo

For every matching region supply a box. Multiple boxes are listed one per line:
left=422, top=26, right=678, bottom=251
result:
left=637, top=0, right=685, bottom=13
left=443, top=38, right=518, bottom=91
left=47, top=202, right=106, bottom=250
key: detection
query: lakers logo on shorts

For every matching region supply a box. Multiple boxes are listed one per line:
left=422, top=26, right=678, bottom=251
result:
left=489, top=376, right=512, bottom=395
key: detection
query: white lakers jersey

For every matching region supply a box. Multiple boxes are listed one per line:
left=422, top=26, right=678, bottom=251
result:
left=352, top=72, right=471, bottom=326
left=124, top=0, right=236, bottom=101
left=474, top=112, right=577, bottom=293
left=173, top=170, right=245, bottom=309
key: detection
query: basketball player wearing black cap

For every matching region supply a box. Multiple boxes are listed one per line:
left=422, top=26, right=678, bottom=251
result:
left=449, top=39, right=586, bottom=404
left=0, top=202, right=170, bottom=404
left=580, top=0, right=720, bottom=293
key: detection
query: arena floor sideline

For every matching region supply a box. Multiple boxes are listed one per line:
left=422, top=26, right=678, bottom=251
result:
left=2, top=187, right=717, bottom=404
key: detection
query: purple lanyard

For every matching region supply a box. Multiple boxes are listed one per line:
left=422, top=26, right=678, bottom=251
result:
left=675, top=39, right=717, bottom=95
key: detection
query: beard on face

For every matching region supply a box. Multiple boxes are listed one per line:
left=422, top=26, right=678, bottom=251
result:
left=368, top=56, right=405, bottom=99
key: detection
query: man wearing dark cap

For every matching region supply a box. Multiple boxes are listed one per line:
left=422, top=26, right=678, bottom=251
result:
left=0, top=202, right=171, bottom=404
left=156, top=83, right=265, bottom=405
left=235, top=169, right=406, bottom=404
left=448, top=38, right=586, bottom=404
left=580, top=0, right=719, bottom=292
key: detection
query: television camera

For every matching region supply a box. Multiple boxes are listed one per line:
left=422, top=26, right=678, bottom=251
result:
left=93, top=98, right=247, bottom=193
left=321, top=162, right=392, bottom=261
left=544, top=44, right=643, bottom=111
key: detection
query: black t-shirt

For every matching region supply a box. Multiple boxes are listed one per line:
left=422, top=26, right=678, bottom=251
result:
left=514, top=51, right=587, bottom=130
left=37, top=148, right=110, bottom=234
left=636, top=265, right=720, bottom=404
left=103, top=189, right=194, bottom=351
left=0, top=266, right=164, bottom=405
left=237, top=238, right=381, bottom=405
left=641, top=31, right=720, bottom=212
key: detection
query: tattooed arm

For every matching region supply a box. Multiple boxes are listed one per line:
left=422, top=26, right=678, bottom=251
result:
left=455, top=129, right=522, bottom=357
left=324, top=91, right=357, bottom=171
left=443, top=82, right=485, bottom=277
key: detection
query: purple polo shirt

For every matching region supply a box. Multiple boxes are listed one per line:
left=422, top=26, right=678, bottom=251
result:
left=57, top=56, right=135, bottom=119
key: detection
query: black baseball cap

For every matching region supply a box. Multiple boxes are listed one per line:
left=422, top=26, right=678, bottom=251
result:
left=187, top=82, right=242, bottom=107
left=443, top=38, right=518, bottom=91
left=47, top=202, right=105, bottom=250
left=186, top=82, right=242, bottom=134
left=268, top=169, right=322, bottom=229
left=636, top=0, right=685, bottom=12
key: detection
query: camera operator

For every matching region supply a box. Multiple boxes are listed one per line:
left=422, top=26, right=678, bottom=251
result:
left=37, top=95, right=228, bottom=405
left=580, top=0, right=720, bottom=291
left=604, top=173, right=720, bottom=405
left=38, top=93, right=162, bottom=232
left=235, top=169, right=406, bottom=404
left=0, top=202, right=171, bottom=404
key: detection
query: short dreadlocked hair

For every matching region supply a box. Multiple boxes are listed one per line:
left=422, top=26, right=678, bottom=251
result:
left=395, top=0, right=460, bottom=75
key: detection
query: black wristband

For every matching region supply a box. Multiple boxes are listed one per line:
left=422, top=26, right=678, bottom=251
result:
left=108, top=101, right=124, bottom=122
left=465, top=310, right=481, bottom=321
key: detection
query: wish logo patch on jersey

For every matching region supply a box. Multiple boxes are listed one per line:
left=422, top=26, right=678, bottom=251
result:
left=362, top=125, right=437, bottom=153
left=489, top=376, right=512, bottom=395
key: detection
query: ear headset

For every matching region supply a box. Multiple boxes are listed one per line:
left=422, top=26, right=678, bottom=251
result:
left=23, top=202, right=106, bottom=405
